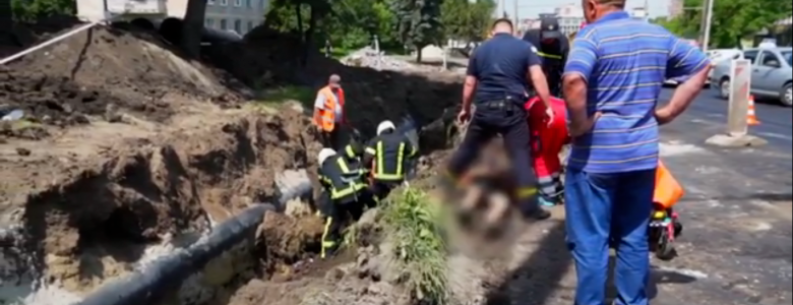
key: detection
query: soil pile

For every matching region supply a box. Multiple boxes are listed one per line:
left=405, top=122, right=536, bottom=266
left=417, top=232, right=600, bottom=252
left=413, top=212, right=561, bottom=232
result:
left=1, top=23, right=242, bottom=130
left=205, top=29, right=464, bottom=140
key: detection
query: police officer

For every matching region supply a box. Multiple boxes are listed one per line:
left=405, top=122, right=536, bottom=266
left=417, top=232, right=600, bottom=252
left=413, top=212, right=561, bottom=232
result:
left=316, top=148, right=376, bottom=258
left=445, top=18, right=555, bottom=221
left=522, top=16, right=570, bottom=97
left=363, top=120, right=417, bottom=199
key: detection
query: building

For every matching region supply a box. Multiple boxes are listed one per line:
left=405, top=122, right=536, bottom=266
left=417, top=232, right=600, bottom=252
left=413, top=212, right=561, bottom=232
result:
left=668, top=0, right=684, bottom=19
left=202, top=0, right=269, bottom=35
left=554, top=3, right=584, bottom=36
left=75, top=0, right=268, bottom=36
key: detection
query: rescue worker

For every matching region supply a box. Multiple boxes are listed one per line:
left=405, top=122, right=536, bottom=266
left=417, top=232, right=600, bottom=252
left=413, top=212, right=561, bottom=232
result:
left=363, top=120, right=417, bottom=199
left=316, top=148, right=376, bottom=258
left=525, top=96, right=569, bottom=207
left=313, top=74, right=347, bottom=150
left=444, top=18, right=555, bottom=221
left=522, top=16, right=570, bottom=97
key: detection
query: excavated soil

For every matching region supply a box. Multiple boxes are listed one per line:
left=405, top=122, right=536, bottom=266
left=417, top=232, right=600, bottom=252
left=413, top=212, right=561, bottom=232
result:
left=1, top=18, right=469, bottom=305
left=1, top=22, right=241, bottom=133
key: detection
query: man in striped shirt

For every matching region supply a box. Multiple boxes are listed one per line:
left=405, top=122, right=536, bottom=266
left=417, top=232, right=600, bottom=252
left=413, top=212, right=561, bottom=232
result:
left=562, top=0, right=710, bottom=304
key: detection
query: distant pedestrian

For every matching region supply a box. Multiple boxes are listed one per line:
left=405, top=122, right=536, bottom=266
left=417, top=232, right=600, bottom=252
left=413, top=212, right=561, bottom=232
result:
left=562, top=0, right=711, bottom=304
left=443, top=18, right=556, bottom=221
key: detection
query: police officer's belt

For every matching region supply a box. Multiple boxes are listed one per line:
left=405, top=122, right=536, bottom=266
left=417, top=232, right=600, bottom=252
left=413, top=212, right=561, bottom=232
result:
left=481, top=100, right=522, bottom=109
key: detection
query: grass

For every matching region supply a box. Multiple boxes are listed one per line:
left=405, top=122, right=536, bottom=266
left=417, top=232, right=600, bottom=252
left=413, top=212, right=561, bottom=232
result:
left=251, top=84, right=316, bottom=112
left=382, top=188, right=449, bottom=305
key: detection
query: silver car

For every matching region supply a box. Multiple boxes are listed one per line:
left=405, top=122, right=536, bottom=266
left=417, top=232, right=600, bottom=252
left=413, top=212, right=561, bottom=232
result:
left=711, top=47, right=793, bottom=107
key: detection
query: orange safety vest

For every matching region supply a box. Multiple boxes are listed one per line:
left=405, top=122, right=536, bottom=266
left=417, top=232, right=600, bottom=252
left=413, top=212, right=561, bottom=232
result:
left=313, top=86, right=345, bottom=132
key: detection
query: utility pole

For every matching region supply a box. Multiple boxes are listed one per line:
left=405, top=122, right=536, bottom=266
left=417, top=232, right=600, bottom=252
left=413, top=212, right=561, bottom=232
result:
left=499, top=0, right=506, bottom=18
left=513, top=0, right=519, bottom=34
left=700, top=0, right=714, bottom=52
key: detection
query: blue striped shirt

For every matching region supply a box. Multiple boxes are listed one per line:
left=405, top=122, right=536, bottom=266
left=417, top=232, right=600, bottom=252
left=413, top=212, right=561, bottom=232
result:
left=563, top=11, right=709, bottom=173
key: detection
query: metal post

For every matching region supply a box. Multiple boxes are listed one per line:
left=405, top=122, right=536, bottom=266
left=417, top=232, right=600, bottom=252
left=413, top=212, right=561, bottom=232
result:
left=513, top=0, right=519, bottom=33
left=373, top=34, right=381, bottom=70
left=700, top=0, right=714, bottom=52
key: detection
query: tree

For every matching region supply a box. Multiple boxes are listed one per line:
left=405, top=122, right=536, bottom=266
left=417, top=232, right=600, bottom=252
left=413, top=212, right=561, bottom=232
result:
left=441, top=0, right=494, bottom=44
left=180, top=0, right=207, bottom=58
left=393, top=0, right=444, bottom=62
left=658, top=0, right=792, bottom=48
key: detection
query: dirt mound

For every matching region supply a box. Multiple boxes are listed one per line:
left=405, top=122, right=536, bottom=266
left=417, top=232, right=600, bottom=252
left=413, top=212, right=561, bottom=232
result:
left=1, top=23, right=242, bottom=131
left=1, top=105, right=322, bottom=293
left=203, top=31, right=463, bottom=141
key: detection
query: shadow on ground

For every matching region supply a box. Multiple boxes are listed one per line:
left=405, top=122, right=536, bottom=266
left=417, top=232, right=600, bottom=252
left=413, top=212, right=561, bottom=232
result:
left=481, top=220, right=700, bottom=305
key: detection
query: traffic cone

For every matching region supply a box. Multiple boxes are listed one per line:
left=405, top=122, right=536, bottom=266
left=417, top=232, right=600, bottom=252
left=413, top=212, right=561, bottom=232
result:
left=747, top=95, right=761, bottom=126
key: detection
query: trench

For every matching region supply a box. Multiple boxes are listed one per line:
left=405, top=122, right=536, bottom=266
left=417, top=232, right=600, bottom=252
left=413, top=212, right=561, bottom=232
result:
left=0, top=105, right=456, bottom=305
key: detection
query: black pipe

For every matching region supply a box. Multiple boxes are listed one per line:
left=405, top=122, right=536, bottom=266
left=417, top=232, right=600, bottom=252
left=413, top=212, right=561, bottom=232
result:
left=75, top=178, right=313, bottom=305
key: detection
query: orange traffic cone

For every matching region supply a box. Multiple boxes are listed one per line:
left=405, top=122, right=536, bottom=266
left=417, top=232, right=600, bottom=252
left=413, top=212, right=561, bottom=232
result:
left=747, top=95, right=761, bottom=126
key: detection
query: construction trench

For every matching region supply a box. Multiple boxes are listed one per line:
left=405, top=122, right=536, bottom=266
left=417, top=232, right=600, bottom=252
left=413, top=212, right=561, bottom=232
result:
left=0, top=18, right=523, bottom=305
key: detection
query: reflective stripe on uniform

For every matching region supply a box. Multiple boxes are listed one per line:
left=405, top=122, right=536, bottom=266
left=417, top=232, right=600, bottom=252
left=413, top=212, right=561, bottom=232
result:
left=336, top=157, right=350, bottom=173
left=537, top=51, right=563, bottom=59
left=374, top=141, right=405, bottom=181
left=365, top=147, right=376, bottom=155
left=345, top=145, right=356, bottom=158
left=516, top=186, right=538, bottom=198
left=320, top=217, right=335, bottom=258
left=331, top=183, right=368, bottom=199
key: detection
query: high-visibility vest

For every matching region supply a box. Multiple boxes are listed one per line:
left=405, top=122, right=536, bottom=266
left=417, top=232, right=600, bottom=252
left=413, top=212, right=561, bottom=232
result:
left=314, top=86, right=345, bottom=132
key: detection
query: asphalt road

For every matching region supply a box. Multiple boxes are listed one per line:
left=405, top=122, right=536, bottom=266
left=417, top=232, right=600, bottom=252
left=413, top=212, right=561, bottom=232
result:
left=634, top=88, right=791, bottom=305
left=491, top=88, right=792, bottom=305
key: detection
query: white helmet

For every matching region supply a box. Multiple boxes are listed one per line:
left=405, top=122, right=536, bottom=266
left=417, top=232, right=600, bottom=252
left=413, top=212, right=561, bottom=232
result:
left=317, top=148, right=336, bottom=165
left=377, top=120, right=396, bottom=135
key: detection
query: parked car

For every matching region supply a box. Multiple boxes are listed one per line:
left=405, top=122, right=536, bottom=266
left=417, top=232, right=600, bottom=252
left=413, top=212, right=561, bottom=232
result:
left=710, top=47, right=793, bottom=107
left=706, top=49, right=743, bottom=83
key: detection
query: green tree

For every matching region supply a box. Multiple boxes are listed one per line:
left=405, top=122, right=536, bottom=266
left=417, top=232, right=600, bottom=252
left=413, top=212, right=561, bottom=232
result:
left=441, top=0, right=494, bottom=44
left=393, top=0, right=444, bottom=62
left=658, top=0, right=792, bottom=48
left=10, top=0, right=74, bottom=21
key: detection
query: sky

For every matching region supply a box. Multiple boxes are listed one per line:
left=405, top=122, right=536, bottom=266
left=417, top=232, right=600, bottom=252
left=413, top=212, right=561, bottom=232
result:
left=502, top=0, right=671, bottom=19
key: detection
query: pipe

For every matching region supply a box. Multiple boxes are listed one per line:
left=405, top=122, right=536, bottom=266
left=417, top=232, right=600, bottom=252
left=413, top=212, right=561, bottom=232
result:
left=0, top=18, right=115, bottom=65
left=75, top=177, right=313, bottom=305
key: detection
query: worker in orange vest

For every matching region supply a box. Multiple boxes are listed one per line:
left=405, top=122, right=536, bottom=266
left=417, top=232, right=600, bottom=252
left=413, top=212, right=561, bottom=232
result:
left=313, top=74, right=348, bottom=149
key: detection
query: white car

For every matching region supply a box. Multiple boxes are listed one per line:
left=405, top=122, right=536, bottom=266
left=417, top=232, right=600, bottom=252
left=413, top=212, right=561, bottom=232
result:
left=706, top=49, right=743, bottom=83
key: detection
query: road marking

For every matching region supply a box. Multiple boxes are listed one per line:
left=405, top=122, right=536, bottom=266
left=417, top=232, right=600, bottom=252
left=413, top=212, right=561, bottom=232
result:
left=660, top=141, right=707, bottom=157
left=756, top=132, right=792, bottom=141
left=655, top=266, right=709, bottom=279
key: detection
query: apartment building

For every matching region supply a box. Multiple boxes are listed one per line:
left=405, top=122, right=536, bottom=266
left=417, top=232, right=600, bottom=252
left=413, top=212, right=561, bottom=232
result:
left=203, top=0, right=269, bottom=35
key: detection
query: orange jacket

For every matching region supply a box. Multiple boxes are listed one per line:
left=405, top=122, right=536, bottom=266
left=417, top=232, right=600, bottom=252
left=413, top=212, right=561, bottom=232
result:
left=313, top=86, right=346, bottom=131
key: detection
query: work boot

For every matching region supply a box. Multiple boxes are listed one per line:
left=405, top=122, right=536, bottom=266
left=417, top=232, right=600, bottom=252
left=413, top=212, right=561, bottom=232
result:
left=521, top=208, right=552, bottom=221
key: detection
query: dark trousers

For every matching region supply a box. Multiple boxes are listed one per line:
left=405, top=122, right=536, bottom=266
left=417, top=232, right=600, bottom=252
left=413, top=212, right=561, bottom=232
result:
left=565, top=169, right=655, bottom=305
left=447, top=102, right=539, bottom=214
left=318, top=189, right=377, bottom=258
left=320, top=126, right=346, bottom=150
left=371, top=180, right=400, bottom=200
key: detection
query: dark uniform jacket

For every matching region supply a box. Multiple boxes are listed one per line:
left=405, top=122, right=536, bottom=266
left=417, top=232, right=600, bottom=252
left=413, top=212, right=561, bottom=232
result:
left=363, top=131, right=417, bottom=182
left=318, top=154, right=368, bottom=202
left=522, top=29, right=569, bottom=96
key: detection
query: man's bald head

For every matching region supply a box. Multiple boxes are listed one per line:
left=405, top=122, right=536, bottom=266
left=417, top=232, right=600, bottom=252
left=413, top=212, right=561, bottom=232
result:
left=582, top=0, right=624, bottom=23
left=328, top=74, right=341, bottom=88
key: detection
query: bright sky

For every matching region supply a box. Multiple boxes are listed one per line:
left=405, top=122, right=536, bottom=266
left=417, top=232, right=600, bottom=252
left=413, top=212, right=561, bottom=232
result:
left=504, top=0, right=671, bottom=18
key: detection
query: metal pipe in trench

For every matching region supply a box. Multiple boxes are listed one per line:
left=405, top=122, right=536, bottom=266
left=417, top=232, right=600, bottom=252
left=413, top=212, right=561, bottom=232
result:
left=74, top=177, right=313, bottom=305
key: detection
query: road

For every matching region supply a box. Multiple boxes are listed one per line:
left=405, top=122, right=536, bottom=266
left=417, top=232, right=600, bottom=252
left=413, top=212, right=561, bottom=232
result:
left=652, top=88, right=792, bottom=305
left=484, top=88, right=792, bottom=305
